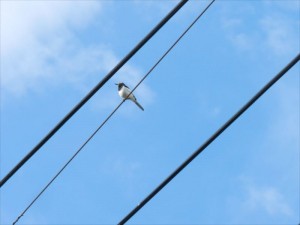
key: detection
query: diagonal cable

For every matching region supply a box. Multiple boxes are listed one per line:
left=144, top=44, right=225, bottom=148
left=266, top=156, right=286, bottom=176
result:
left=0, top=0, right=189, bottom=188
left=117, top=53, right=300, bottom=225
left=12, top=1, right=216, bottom=224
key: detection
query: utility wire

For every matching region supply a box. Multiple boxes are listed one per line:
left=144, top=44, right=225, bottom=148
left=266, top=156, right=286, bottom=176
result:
left=118, top=53, right=300, bottom=225
left=12, top=0, right=215, bottom=224
left=0, top=0, right=189, bottom=188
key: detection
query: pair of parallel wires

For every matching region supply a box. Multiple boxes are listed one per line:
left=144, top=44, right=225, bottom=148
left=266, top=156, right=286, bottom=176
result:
left=3, top=0, right=299, bottom=224
left=11, top=0, right=214, bottom=224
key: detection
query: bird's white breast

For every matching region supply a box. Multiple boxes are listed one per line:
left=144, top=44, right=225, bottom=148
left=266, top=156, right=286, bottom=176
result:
left=119, top=86, right=135, bottom=101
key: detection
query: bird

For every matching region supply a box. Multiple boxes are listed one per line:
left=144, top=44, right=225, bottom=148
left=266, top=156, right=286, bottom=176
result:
left=115, top=82, right=144, bottom=111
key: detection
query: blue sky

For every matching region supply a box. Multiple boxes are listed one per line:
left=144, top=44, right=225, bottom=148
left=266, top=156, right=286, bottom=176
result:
left=1, top=0, right=299, bottom=224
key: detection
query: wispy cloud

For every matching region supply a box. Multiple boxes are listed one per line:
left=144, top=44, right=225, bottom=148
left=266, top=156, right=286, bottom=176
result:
left=1, top=1, right=155, bottom=111
left=244, top=183, right=293, bottom=216
left=220, top=15, right=255, bottom=51
left=226, top=78, right=299, bottom=222
left=268, top=82, right=300, bottom=146
left=260, top=15, right=299, bottom=56
left=264, top=0, right=300, bottom=12
left=228, top=32, right=254, bottom=51
left=236, top=81, right=299, bottom=220
left=228, top=176, right=295, bottom=223
left=132, top=0, right=175, bottom=19
left=1, top=1, right=102, bottom=96
left=220, top=1, right=299, bottom=55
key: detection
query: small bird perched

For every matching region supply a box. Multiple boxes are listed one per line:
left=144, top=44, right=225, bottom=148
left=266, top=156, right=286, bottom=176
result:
left=115, top=82, right=144, bottom=111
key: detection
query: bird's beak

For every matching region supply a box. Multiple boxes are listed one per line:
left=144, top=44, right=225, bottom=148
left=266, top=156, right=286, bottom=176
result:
left=115, top=83, right=118, bottom=85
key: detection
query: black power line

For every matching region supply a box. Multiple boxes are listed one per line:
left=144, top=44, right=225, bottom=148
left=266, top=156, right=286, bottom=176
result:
left=117, top=54, right=300, bottom=225
left=0, top=0, right=189, bottom=188
left=12, top=0, right=215, bottom=224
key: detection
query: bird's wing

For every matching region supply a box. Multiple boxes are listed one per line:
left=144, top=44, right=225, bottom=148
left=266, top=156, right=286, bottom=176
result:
left=124, top=87, right=137, bottom=101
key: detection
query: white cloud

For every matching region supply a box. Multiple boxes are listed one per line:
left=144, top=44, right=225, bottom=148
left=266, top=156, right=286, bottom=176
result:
left=132, top=0, right=175, bottom=19
left=230, top=78, right=299, bottom=221
left=269, top=82, right=300, bottom=146
left=220, top=14, right=255, bottom=52
left=1, top=1, right=103, bottom=96
left=244, top=185, right=293, bottom=216
left=264, top=0, right=300, bottom=12
left=228, top=32, right=254, bottom=51
left=220, top=1, right=299, bottom=55
left=1, top=1, right=155, bottom=112
left=1, top=1, right=102, bottom=59
left=260, top=15, right=299, bottom=56
left=227, top=77, right=299, bottom=222
left=222, top=17, right=243, bottom=30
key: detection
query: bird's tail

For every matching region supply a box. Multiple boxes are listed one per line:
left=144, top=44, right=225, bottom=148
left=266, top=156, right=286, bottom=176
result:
left=134, top=100, right=144, bottom=111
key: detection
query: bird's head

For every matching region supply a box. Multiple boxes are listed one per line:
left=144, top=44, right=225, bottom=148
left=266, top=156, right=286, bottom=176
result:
left=115, top=83, right=125, bottom=88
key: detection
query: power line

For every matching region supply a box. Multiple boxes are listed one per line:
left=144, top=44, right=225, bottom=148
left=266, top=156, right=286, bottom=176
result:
left=117, top=53, right=300, bottom=225
left=13, top=99, right=125, bottom=225
left=12, top=0, right=215, bottom=224
left=0, top=0, right=189, bottom=188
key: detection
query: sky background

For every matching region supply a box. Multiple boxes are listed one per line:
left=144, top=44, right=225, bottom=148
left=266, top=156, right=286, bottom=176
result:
left=1, top=0, right=299, bottom=224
